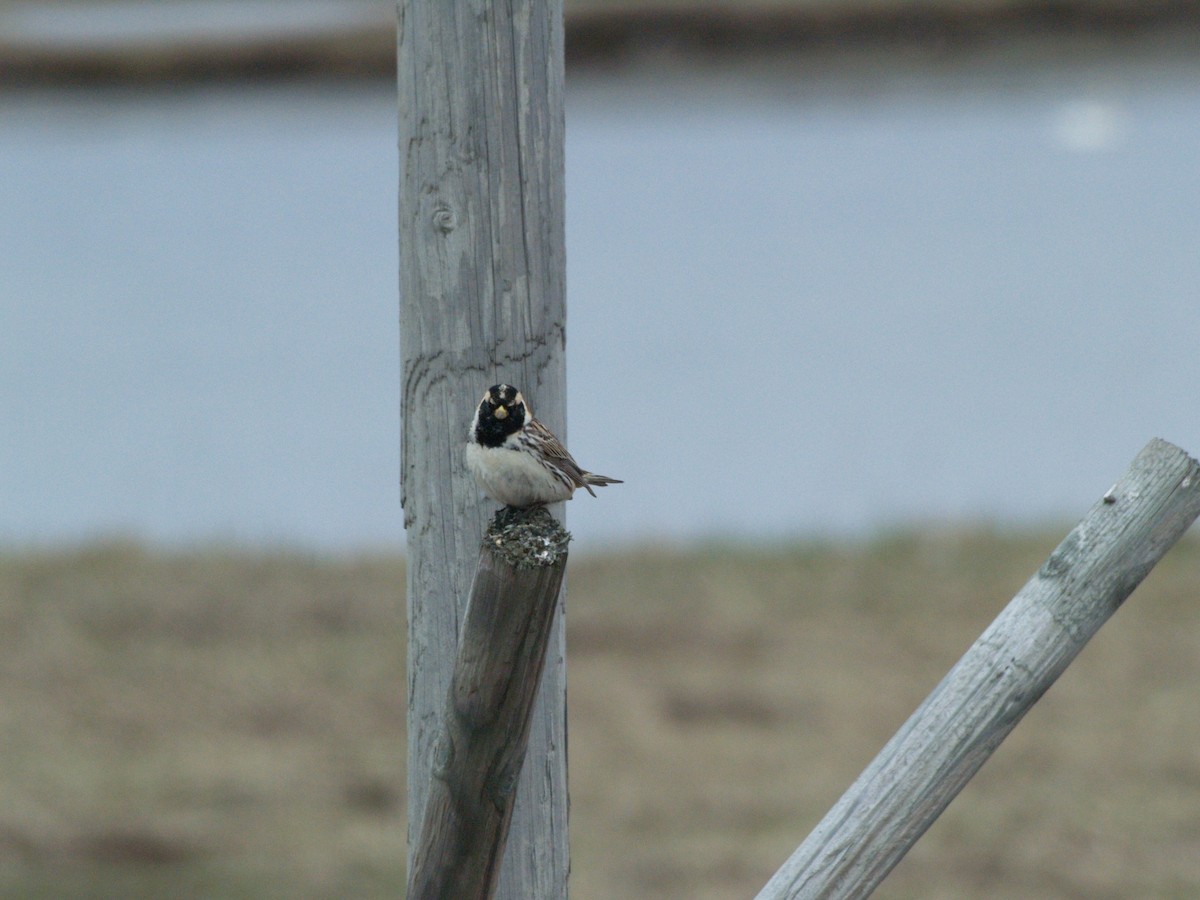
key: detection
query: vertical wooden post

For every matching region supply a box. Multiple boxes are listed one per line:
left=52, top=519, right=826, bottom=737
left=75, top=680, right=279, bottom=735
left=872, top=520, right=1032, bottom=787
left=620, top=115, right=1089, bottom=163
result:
left=398, top=1, right=569, bottom=897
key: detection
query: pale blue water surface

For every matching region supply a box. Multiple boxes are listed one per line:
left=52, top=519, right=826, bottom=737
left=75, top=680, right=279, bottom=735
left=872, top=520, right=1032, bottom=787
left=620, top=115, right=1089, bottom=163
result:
left=3, top=50, right=1200, bottom=550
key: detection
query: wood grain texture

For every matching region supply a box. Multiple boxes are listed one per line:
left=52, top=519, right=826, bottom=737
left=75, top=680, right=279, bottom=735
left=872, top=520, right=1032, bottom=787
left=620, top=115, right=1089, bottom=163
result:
left=408, top=509, right=570, bottom=900
left=757, top=438, right=1200, bottom=900
left=398, top=1, right=569, bottom=897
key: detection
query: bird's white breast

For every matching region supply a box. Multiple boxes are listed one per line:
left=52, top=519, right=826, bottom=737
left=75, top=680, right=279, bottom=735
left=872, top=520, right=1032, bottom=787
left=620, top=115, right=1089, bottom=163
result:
left=466, top=441, right=574, bottom=507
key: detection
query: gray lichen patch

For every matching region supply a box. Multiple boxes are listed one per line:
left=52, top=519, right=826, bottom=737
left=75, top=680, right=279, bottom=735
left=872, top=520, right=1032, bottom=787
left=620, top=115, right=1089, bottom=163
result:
left=485, top=506, right=572, bottom=568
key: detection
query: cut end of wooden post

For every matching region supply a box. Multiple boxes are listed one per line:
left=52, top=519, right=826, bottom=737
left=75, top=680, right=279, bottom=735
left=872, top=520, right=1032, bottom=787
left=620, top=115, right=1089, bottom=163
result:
left=485, top=506, right=571, bottom=568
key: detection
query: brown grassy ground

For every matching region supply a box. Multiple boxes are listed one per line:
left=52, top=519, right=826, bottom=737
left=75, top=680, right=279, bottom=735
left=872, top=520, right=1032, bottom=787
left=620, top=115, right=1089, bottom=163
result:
left=1, top=529, right=1198, bottom=897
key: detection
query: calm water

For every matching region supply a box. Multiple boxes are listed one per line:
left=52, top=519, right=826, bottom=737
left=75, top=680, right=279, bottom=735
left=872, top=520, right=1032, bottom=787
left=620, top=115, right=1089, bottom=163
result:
left=4, top=49, right=1200, bottom=550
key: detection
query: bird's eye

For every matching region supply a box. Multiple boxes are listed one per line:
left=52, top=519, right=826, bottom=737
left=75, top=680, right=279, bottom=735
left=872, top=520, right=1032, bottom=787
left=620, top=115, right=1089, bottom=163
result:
left=494, top=406, right=508, bottom=420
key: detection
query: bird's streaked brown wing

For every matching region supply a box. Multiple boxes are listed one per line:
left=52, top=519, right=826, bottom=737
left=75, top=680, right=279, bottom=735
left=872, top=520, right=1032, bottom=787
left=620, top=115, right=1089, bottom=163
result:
left=526, top=418, right=589, bottom=483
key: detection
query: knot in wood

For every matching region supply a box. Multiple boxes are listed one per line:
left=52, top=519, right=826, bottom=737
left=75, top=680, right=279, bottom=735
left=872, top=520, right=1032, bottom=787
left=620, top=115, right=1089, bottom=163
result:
left=485, top=506, right=571, bottom=568
left=431, top=732, right=454, bottom=778
left=431, top=204, right=457, bottom=233
left=491, top=757, right=522, bottom=806
left=1038, top=529, right=1080, bottom=580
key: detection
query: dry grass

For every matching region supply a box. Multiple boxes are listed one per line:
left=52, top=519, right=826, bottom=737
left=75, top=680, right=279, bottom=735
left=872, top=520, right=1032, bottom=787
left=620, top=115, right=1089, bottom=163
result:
left=2, top=529, right=1199, bottom=897
left=0, top=542, right=405, bottom=897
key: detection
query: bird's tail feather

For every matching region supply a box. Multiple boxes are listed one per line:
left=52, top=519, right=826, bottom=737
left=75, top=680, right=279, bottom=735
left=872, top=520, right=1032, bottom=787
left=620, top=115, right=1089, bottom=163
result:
left=580, top=472, right=623, bottom=496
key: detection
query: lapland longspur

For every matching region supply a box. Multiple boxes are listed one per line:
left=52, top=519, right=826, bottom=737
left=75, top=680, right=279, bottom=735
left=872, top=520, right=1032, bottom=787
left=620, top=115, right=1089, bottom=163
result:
left=466, top=384, right=622, bottom=508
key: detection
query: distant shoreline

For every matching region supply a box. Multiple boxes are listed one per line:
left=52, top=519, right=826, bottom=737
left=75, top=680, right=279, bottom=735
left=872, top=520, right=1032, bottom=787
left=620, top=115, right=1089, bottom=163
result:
left=2, top=1, right=1199, bottom=86
left=568, top=1, right=1200, bottom=66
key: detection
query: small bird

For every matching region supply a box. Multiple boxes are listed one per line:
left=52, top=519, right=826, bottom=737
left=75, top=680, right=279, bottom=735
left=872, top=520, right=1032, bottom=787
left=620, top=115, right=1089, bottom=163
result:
left=466, top=383, right=622, bottom=508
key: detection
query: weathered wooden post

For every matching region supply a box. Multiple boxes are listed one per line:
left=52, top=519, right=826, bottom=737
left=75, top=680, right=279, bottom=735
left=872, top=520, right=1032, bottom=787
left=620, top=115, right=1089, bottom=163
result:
left=398, top=1, right=569, bottom=897
left=757, top=438, right=1200, bottom=899
left=408, top=508, right=570, bottom=899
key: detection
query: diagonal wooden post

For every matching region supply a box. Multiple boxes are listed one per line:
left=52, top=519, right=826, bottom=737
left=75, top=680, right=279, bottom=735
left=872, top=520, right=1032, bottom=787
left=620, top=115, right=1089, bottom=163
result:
left=757, top=438, right=1200, bottom=899
left=398, top=1, right=569, bottom=896
left=408, top=508, right=570, bottom=900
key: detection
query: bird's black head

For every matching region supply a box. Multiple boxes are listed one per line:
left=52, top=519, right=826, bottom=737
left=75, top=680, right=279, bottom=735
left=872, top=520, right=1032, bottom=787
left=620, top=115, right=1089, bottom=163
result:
left=473, top=383, right=528, bottom=447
